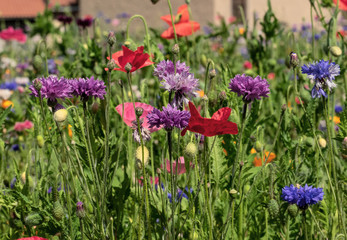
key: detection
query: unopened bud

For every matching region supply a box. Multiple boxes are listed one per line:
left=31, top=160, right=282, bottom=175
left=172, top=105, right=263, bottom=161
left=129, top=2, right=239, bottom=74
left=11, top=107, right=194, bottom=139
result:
left=318, top=137, right=327, bottom=148
left=107, top=31, right=116, bottom=46
left=53, top=104, right=68, bottom=123
left=209, top=69, right=216, bottom=79
left=37, top=135, right=45, bottom=148
left=229, top=189, right=238, bottom=195
left=33, top=78, right=42, bottom=91
left=184, top=142, right=198, bottom=159
left=255, top=141, right=262, bottom=152
left=288, top=204, right=298, bottom=218
left=281, top=104, right=287, bottom=111
left=107, top=59, right=117, bottom=71
left=201, top=55, right=207, bottom=67
left=330, top=46, right=342, bottom=57
left=124, top=41, right=131, bottom=48
left=135, top=107, right=144, bottom=118
left=268, top=199, right=279, bottom=218
left=171, top=44, right=179, bottom=55
left=76, top=202, right=86, bottom=218
left=125, top=63, right=132, bottom=72
left=33, top=55, right=43, bottom=71
left=150, top=0, right=160, bottom=4
left=218, top=91, right=227, bottom=101
left=289, top=52, right=299, bottom=68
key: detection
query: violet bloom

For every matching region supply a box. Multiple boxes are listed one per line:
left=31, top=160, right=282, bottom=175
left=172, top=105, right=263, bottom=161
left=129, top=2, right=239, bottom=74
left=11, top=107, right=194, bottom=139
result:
left=70, top=76, right=106, bottom=102
left=154, top=60, right=199, bottom=108
left=229, top=74, right=270, bottom=102
left=147, top=104, right=191, bottom=131
left=301, top=60, right=340, bottom=98
left=57, top=15, right=73, bottom=25
left=77, top=16, right=93, bottom=29
left=29, top=76, right=73, bottom=103
left=281, top=184, right=324, bottom=209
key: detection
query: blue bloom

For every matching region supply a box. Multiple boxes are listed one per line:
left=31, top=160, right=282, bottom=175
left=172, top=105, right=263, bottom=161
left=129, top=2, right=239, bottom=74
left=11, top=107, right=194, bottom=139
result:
left=47, top=59, right=58, bottom=75
left=10, top=177, right=16, bottom=189
left=301, top=60, right=340, bottom=98
left=162, top=184, right=192, bottom=203
left=11, top=144, right=20, bottom=151
left=335, top=105, right=343, bottom=113
left=0, top=81, right=17, bottom=90
left=281, top=184, right=324, bottom=209
left=314, top=34, right=321, bottom=40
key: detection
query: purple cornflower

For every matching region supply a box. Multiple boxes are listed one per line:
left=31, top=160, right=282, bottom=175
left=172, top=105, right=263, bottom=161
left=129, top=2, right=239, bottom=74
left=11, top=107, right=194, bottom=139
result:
left=147, top=104, right=190, bottom=131
left=335, top=105, right=343, bottom=113
left=16, top=62, right=30, bottom=71
left=70, top=76, right=106, bottom=102
left=229, top=74, right=270, bottom=102
left=301, top=60, right=340, bottom=98
left=281, top=184, right=324, bottom=209
left=29, top=76, right=73, bottom=103
left=57, top=15, right=73, bottom=25
left=77, top=16, right=93, bottom=29
left=154, top=60, right=199, bottom=107
left=47, top=59, right=58, bottom=75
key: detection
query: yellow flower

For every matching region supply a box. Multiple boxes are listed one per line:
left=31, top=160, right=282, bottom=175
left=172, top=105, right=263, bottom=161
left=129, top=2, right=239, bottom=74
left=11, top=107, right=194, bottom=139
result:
left=197, top=90, right=204, bottom=98
left=1, top=100, right=13, bottom=109
left=250, top=148, right=257, bottom=154
left=239, top=27, right=245, bottom=35
left=333, top=116, right=340, bottom=124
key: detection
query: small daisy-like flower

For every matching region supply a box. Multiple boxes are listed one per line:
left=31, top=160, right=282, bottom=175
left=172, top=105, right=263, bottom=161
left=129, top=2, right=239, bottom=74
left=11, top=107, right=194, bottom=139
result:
left=301, top=60, right=340, bottom=98
left=229, top=74, right=270, bottom=102
left=70, top=76, right=106, bottom=102
left=29, top=76, right=73, bottom=102
left=154, top=60, right=199, bottom=107
left=147, top=104, right=190, bottom=131
left=281, top=184, right=324, bottom=209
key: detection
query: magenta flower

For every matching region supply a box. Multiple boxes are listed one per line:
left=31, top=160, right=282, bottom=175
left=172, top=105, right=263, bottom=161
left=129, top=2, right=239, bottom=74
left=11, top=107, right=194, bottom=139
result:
left=14, top=120, right=33, bottom=132
left=0, top=27, right=26, bottom=43
left=164, top=156, right=194, bottom=174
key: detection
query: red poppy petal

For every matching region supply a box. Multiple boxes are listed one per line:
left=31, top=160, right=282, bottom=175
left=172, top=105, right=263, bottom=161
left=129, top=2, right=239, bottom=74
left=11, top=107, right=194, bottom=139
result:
left=175, top=21, right=200, bottom=36
left=118, top=46, right=135, bottom=67
left=161, top=14, right=174, bottom=26
left=161, top=28, right=175, bottom=39
left=211, top=107, right=231, bottom=121
left=334, top=0, right=347, bottom=10
left=188, top=101, right=201, bottom=120
left=177, top=4, right=190, bottom=22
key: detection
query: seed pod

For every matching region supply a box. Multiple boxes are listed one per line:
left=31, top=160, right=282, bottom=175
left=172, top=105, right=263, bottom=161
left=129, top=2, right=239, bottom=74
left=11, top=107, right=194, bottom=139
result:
left=53, top=201, right=64, bottom=221
left=184, top=142, right=198, bottom=159
left=33, top=55, right=43, bottom=71
left=268, top=199, right=279, bottom=218
left=24, top=212, right=44, bottom=227
left=318, top=137, right=327, bottom=148
left=36, top=135, right=45, bottom=148
left=330, top=46, right=342, bottom=57
left=287, top=204, right=298, bottom=218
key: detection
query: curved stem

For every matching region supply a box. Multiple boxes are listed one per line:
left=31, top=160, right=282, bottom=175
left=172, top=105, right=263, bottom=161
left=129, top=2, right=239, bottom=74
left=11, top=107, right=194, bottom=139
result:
left=204, top=59, right=215, bottom=96
left=166, top=0, right=179, bottom=44
left=126, top=15, right=153, bottom=62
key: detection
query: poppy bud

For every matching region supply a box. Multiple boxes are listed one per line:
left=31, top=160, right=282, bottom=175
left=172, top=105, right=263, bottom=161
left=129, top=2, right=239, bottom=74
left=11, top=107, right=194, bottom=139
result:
left=53, top=201, right=64, bottom=221
left=107, top=59, right=117, bottom=71
left=37, top=135, right=45, bottom=148
left=243, top=184, right=251, bottom=193
left=268, top=199, right=279, bottom=218
left=53, top=104, right=68, bottom=123
left=184, top=142, right=198, bottom=159
left=255, top=141, right=262, bottom=152
left=135, top=146, right=149, bottom=166
left=33, top=55, right=43, bottom=71
left=124, top=40, right=131, bottom=48
left=289, top=52, right=299, bottom=68
left=107, top=31, right=116, bottom=46
left=33, top=78, right=42, bottom=91
left=171, top=44, right=180, bottom=55
left=287, top=204, right=298, bottom=218
left=24, top=212, right=44, bottom=227
left=135, top=107, right=144, bottom=118
left=125, top=63, right=132, bottom=72
left=318, top=137, right=327, bottom=148
left=209, top=69, right=216, bottom=79
left=229, top=189, right=238, bottom=195
left=201, top=54, right=207, bottom=67
left=76, top=201, right=86, bottom=218
left=329, top=46, right=342, bottom=57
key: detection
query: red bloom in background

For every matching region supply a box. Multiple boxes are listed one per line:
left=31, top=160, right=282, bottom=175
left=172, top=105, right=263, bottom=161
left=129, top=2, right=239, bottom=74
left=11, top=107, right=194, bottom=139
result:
left=0, top=27, right=26, bottom=43
left=115, top=102, right=161, bottom=132
left=17, top=237, right=48, bottom=240
left=107, top=46, right=153, bottom=72
left=243, top=61, right=252, bottom=69
left=334, top=0, right=347, bottom=11
left=161, top=4, right=200, bottom=39
left=181, top=101, right=238, bottom=137
left=163, top=157, right=194, bottom=174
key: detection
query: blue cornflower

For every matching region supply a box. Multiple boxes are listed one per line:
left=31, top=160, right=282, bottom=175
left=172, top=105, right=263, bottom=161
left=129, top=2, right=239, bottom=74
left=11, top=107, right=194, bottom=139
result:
left=162, top=184, right=193, bottom=203
left=281, top=184, right=324, bottom=209
left=0, top=81, right=17, bottom=90
left=301, top=60, right=340, bottom=98
left=335, top=105, right=343, bottom=113
left=10, top=177, right=17, bottom=189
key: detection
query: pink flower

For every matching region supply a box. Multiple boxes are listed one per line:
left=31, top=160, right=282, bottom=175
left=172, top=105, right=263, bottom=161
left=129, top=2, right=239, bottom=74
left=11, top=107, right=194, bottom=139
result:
left=0, top=27, right=27, bottom=43
left=111, top=18, right=120, bottom=27
left=164, top=157, right=194, bottom=175
left=243, top=61, right=252, bottom=69
left=17, top=86, right=25, bottom=93
left=138, top=176, right=159, bottom=187
left=115, top=102, right=161, bottom=132
left=228, top=16, right=237, bottom=24
left=267, top=72, right=275, bottom=80
left=16, top=237, right=48, bottom=240
left=14, top=120, right=33, bottom=132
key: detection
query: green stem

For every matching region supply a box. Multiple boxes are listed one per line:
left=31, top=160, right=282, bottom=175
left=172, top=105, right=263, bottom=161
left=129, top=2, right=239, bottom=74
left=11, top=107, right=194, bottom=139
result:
left=126, top=15, right=153, bottom=62
left=80, top=218, right=84, bottom=240
left=204, top=60, right=215, bottom=96
left=303, top=211, right=308, bottom=240
left=286, top=215, right=290, bottom=240
left=167, top=0, right=179, bottom=44
left=167, top=130, right=175, bottom=240
left=310, top=5, right=315, bottom=58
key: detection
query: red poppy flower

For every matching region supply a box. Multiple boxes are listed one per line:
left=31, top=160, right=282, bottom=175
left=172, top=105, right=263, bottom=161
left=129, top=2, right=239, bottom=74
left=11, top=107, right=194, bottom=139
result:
left=334, top=0, right=347, bottom=11
left=181, top=101, right=238, bottom=137
left=161, top=4, right=200, bottom=39
left=0, top=27, right=26, bottom=43
left=107, top=46, right=153, bottom=72
left=17, top=237, right=48, bottom=240
left=243, top=61, right=252, bottom=69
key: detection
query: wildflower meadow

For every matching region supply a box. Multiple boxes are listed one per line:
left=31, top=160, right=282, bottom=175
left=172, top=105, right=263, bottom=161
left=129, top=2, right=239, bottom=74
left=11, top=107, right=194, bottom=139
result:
left=0, top=0, right=346, bottom=239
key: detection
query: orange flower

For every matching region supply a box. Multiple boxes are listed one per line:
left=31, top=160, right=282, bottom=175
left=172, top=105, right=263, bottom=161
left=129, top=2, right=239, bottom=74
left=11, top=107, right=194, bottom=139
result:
left=253, top=151, right=276, bottom=167
left=1, top=100, right=13, bottom=109
left=161, top=4, right=200, bottom=39
left=68, top=124, right=73, bottom=138
left=197, top=90, right=204, bottom=97
left=250, top=148, right=257, bottom=154
left=239, top=27, right=245, bottom=35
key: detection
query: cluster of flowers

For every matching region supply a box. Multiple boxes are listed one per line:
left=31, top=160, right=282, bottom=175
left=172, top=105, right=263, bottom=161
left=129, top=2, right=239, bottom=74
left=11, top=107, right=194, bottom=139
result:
left=29, top=75, right=106, bottom=105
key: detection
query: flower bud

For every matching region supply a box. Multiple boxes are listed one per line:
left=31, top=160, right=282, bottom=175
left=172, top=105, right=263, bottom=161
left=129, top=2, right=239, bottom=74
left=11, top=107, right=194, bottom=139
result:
left=53, top=201, right=64, bottom=221
left=36, top=135, right=45, bottom=148
left=33, top=55, right=43, bottom=71
left=135, top=107, right=144, bottom=118
left=150, top=0, right=160, bottom=4
left=287, top=204, right=298, bottom=218
left=255, top=141, right=262, bottom=152
left=318, top=137, right=327, bottom=148
left=243, top=184, right=251, bottom=193
left=107, top=59, right=117, bottom=71
left=209, top=69, right=216, bottom=79
left=135, top=146, right=149, bottom=166
left=289, top=52, right=299, bottom=68
left=53, top=104, right=68, bottom=123
left=281, top=104, right=287, bottom=111
left=268, top=199, right=279, bottom=218
left=76, top=201, right=86, bottom=218
left=24, top=212, right=43, bottom=227
left=229, top=189, right=238, bottom=195
left=125, top=63, right=132, bottom=72
left=201, top=54, right=207, bottom=67
left=171, top=44, right=180, bottom=55
left=107, top=31, right=116, bottom=46
left=218, top=91, right=227, bottom=101
left=184, top=142, right=198, bottom=159
left=33, top=78, right=42, bottom=91
left=329, top=46, right=342, bottom=57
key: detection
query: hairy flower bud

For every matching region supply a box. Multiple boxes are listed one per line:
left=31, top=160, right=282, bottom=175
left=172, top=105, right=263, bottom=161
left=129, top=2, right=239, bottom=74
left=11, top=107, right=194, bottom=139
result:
left=107, top=31, right=117, bottom=46
left=184, top=142, right=198, bottom=159
left=53, top=201, right=64, bottom=221
left=107, top=59, right=117, bottom=71
left=125, top=63, right=132, bottom=72
left=289, top=52, right=299, bottom=68
left=287, top=204, right=298, bottom=218
left=135, top=107, right=144, bottom=118
left=330, top=46, right=342, bottom=57
left=76, top=201, right=86, bottom=218
left=37, top=135, right=45, bottom=148
left=171, top=44, right=180, bottom=55
left=33, top=55, right=43, bottom=71
left=255, top=141, right=262, bottom=152
left=209, top=69, right=216, bottom=79
left=268, top=199, right=279, bottom=218
left=24, top=212, right=44, bottom=227
left=33, top=78, right=42, bottom=91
